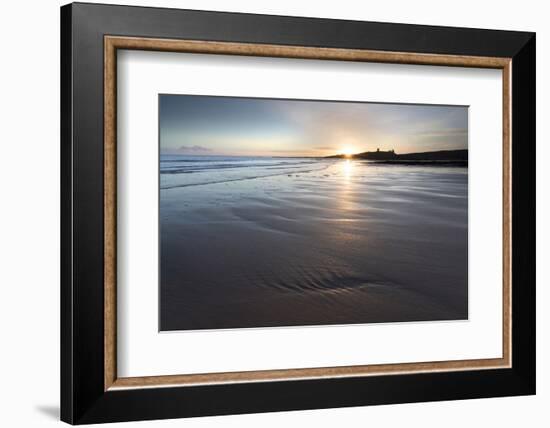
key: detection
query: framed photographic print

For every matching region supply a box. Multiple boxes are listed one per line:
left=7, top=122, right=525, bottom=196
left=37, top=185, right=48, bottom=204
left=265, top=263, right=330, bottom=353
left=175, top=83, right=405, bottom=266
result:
left=60, top=2, right=535, bottom=424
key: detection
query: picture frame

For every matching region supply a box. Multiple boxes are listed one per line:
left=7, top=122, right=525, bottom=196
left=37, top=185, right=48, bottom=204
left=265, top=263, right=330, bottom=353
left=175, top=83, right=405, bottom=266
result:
left=61, top=2, right=535, bottom=424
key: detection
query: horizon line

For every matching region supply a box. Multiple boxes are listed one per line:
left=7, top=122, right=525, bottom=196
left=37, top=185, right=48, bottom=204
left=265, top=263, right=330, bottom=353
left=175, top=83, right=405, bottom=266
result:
left=160, top=148, right=469, bottom=158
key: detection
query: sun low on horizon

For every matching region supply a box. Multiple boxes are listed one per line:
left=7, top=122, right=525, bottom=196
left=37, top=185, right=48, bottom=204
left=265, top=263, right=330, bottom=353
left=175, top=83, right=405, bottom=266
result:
left=340, top=146, right=357, bottom=157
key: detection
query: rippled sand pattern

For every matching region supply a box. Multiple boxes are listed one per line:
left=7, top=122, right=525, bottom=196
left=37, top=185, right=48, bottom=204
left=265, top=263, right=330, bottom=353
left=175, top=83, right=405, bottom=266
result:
left=160, top=157, right=468, bottom=331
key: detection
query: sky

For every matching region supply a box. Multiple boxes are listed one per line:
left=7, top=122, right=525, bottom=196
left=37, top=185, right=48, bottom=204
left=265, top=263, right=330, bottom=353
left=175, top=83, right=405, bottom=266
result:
left=159, top=94, right=468, bottom=157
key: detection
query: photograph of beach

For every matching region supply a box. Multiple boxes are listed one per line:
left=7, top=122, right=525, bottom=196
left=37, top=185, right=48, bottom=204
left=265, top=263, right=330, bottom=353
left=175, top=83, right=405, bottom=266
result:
left=159, top=94, right=468, bottom=331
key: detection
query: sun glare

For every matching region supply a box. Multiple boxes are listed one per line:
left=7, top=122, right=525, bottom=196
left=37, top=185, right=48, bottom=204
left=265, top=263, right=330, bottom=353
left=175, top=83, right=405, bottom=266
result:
left=341, top=147, right=355, bottom=157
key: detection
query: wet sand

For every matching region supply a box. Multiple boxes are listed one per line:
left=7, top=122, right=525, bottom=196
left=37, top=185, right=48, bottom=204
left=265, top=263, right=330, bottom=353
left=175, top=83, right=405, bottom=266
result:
left=160, top=158, right=468, bottom=331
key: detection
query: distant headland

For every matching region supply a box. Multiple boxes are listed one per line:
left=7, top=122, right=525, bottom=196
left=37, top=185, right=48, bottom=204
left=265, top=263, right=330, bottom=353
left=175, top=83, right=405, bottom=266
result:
left=326, top=148, right=468, bottom=166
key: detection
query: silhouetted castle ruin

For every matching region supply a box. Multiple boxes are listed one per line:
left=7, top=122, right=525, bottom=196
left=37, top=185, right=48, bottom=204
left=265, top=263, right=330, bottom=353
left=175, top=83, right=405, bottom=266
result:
left=326, top=148, right=468, bottom=163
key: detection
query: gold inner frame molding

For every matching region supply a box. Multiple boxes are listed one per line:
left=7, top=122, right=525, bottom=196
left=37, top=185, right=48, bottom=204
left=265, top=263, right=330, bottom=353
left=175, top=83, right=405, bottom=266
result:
left=104, top=35, right=512, bottom=391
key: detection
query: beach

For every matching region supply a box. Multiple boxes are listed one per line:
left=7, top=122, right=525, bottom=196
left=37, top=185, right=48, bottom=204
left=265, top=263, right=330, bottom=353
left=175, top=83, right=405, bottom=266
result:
left=160, top=155, right=468, bottom=331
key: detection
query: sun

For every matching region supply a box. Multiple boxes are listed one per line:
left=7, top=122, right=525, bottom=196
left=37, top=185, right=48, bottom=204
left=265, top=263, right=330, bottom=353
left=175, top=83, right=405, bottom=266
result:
left=341, top=147, right=355, bottom=157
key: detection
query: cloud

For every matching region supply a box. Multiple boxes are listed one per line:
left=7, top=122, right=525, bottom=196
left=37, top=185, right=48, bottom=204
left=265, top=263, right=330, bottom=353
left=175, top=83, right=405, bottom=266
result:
left=175, top=145, right=212, bottom=153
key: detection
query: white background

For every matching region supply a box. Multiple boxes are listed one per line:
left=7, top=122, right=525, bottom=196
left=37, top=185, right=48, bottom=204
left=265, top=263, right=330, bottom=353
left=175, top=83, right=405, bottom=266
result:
left=0, top=0, right=546, bottom=427
left=118, top=51, right=503, bottom=377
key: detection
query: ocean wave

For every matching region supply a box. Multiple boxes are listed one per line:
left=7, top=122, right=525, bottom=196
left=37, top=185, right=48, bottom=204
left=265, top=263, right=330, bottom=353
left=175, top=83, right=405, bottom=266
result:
left=161, top=159, right=319, bottom=174
left=160, top=164, right=331, bottom=189
left=160, top=161, right=318, bottom=175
